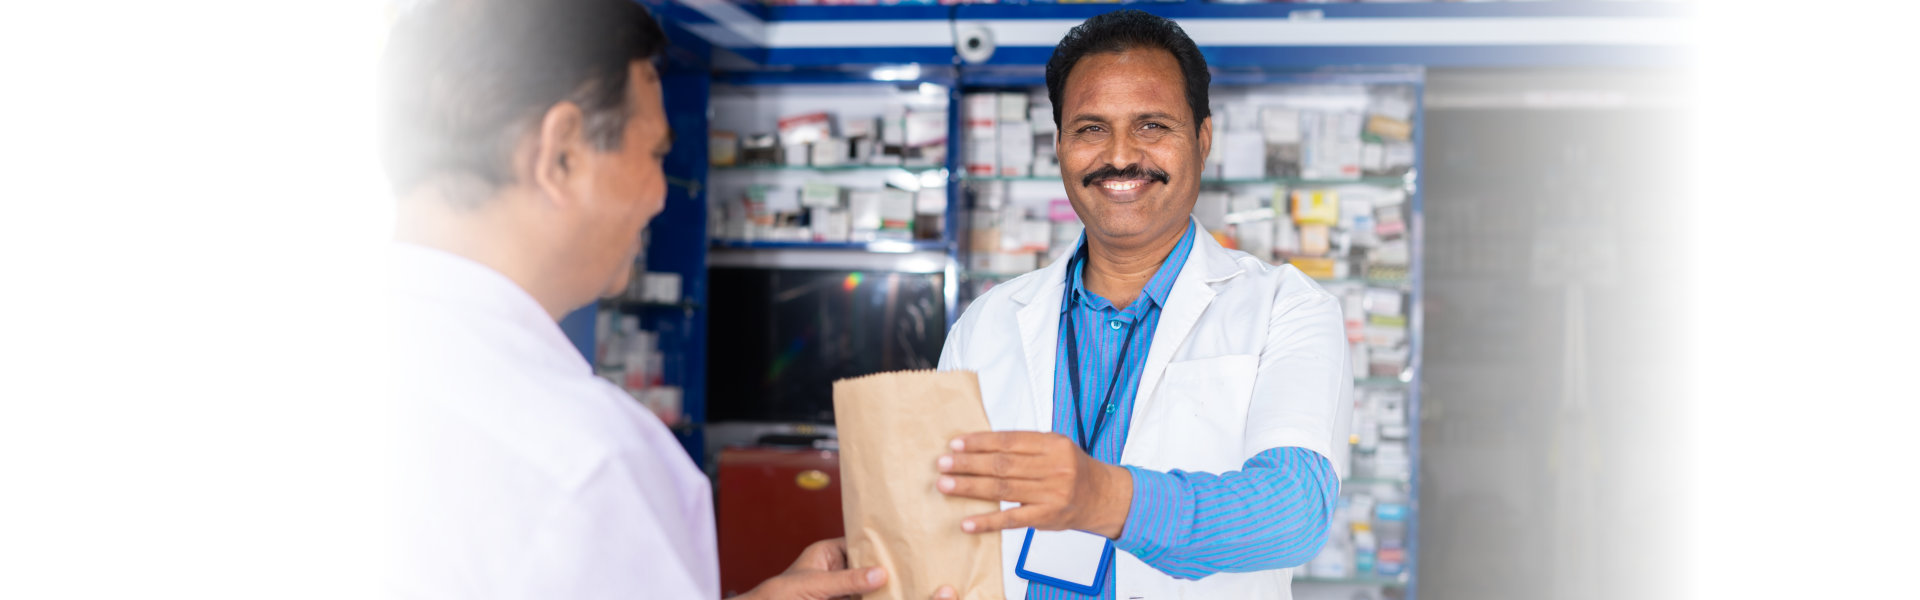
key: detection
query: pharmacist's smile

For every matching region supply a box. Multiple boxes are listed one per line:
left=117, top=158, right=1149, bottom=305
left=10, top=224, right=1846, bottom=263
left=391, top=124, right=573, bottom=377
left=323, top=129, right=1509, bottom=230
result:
left=1081, top=164, right=1169, bottom=201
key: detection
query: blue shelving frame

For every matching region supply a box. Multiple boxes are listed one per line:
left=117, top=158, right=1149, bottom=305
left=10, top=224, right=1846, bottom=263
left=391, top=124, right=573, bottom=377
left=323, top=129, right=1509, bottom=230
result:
left=649, top=0, right=1688, bottom=69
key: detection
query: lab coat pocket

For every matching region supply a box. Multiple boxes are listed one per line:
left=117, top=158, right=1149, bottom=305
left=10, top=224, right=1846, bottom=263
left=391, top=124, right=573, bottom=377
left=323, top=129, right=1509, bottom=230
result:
left=1153, top=355, right=1258, bottom=472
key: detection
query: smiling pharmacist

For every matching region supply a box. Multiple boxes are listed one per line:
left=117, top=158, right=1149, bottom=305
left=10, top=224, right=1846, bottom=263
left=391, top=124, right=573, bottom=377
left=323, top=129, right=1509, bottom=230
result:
left=932, top=10, right=1355, bottom=600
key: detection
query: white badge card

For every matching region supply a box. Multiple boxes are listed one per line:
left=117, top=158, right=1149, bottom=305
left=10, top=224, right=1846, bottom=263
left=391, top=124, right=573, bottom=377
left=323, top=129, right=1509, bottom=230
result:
left=1014, top=528, right=1114, bottom=595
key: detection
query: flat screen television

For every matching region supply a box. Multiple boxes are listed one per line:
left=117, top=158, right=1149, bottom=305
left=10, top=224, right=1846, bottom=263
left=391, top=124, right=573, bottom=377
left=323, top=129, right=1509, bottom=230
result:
left=706, top=265, right=947, bottom=424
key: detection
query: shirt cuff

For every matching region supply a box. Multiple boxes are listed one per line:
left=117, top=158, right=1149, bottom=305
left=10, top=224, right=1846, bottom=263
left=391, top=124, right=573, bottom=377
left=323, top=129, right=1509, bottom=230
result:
left=1113, top=466, right=1193, bottom=566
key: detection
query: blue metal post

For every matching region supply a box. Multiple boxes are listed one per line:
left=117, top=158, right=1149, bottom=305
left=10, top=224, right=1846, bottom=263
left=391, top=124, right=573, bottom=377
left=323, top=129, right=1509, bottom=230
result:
left=1404, top=74, right=1426, bottom=600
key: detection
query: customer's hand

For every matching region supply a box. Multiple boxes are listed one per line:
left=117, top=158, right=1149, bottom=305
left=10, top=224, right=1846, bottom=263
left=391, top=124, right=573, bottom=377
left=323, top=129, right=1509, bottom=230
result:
left=734, top=537, right=959, bottom=600
left=935, top=431, right=1134, bottom=539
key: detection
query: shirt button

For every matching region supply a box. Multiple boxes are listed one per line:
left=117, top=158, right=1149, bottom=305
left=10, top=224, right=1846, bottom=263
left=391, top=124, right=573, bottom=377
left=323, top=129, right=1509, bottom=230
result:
left=1109, top=320, right=1123, bottom=330
left=1105, top=403, right=1117, bottom=414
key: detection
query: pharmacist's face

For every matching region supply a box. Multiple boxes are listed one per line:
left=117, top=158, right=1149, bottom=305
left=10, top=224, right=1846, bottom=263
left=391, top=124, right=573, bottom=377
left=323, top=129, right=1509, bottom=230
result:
left=1057, top=49, right=1211, bottom=246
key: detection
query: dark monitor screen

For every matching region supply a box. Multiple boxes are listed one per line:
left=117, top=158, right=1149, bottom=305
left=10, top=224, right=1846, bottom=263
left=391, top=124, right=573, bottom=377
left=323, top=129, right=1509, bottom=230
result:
left=707, top=267, right=947, bottom=424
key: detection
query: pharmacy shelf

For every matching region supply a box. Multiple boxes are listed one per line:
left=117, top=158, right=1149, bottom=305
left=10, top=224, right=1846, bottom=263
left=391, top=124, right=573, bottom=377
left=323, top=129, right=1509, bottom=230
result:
left=964, top=270, right=1029, bottom=280
left=627, top=13, right=1432, bottom=595
left=711, top=239, right=950, bottom=252
left=965, top=175, right=1409, bottom=188
left=1294, top=574, right=1408, bottom=587
left=713, top=164, right=947, bottom=174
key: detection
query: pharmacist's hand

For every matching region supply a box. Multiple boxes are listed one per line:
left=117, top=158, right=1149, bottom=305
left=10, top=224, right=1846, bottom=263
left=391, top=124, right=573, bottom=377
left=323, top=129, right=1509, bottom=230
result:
left=735, top=537, right=886, bottom=600
left=936, top=431, right=1134, bottom=539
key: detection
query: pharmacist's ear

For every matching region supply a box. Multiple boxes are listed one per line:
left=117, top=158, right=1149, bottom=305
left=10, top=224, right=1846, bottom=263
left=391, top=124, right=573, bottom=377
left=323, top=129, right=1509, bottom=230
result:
left=1197, top=115, right=1213, bottom=164
left=529, top=100, right=590, bottom=210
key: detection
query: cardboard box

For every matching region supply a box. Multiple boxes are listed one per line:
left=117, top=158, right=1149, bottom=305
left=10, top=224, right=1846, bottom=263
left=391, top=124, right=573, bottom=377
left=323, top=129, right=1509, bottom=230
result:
left=778, top=112, right=831, bottom=146
left=914, top=188, right=946, bottom=215
left=809, top=138, right=847, bottom=167
left=1029, top=105, right=1055, bottom=134
left=1300, top=223, right=1331, bottom=256
left=1222, top=130, right=1265, bottom=180
left=740, top=133, right=778, bottom=166
left=1291, top=189, right=1340, bottom=225
left=1289, top=256, right=1337, bottom=279
left=848, top=190, right=883, bottom=233
left=968, top=209, right=1000, bottom=253
left=1260, top=107, right=1302, bottom=144
left=843, top=116, right=879, bottom=140
left=1235, top=218, right=1275, bottom=261
left=640, top=271, right=682, bottom=304
left=1365, top=115, right=1412, bottom=142
left=966, top=130, right=997, bottom=176
left=904, top=109, right=948, bottom=161
left=1375, top=205, right=1406, bottom=238
left=964, top=93, right=998, bottom=134
left=710, top=130, right=738, bottom=167
left=1343, top=198, right=1377, bottom=248
left=781, top=143, right=809, bottom=167
left=997, top=93, right=1029, bottom=122
left=809, top=207, right=850, bottom=243
left=801, top=181, right=842, bottom=208
left=998, top=122, right=1033, bottom=177
left=1364, top=288, right=1404, bottom=317
left=879, top=189, right=915, bottom=233
left=1301, top=110, right=1364, bottom=180
left=1274, top=219, right=1301, bottom=256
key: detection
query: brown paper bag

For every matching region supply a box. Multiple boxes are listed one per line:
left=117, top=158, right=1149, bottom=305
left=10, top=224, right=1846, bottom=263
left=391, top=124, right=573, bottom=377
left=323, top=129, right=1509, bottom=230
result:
left=833, top=370, right=1004, bottom=600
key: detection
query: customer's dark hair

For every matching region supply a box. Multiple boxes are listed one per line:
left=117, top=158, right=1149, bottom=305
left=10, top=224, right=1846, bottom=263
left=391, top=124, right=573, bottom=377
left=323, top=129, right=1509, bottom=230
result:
left=1045, top=9, right=1210, bottom=132
left=379, top=0, right=667, bottom=198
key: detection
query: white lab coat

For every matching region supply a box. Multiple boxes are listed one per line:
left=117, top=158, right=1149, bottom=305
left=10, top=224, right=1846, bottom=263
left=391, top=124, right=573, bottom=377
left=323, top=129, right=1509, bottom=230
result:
left=938, top=217, right=1353, bottom=600
left=387, top=243, right=719, bottom=599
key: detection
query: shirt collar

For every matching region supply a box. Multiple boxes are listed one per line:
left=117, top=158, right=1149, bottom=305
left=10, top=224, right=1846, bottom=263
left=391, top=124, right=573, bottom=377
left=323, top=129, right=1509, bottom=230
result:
left=1065, top=220, right=1197, bottom=313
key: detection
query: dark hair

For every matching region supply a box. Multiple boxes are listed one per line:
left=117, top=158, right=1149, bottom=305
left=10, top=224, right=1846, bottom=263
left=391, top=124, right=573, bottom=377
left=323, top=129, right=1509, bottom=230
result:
left=379, top=0, right=667, bottom=198
left=1046, top=10, right=1210, bottom=133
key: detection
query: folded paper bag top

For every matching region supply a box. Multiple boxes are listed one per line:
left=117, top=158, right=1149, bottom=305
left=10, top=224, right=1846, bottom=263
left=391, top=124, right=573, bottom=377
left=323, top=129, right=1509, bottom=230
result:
left=833, top=370, right=1005, bottom=600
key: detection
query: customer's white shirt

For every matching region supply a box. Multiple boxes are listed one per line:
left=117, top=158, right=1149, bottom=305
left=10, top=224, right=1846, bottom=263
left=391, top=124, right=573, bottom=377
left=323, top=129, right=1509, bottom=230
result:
left=387, top=243, right=718, bottom=599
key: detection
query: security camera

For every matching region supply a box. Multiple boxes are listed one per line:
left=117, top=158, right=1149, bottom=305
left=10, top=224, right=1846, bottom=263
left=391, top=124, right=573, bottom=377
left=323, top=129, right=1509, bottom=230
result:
left=956, top=24, right=995, bottom=64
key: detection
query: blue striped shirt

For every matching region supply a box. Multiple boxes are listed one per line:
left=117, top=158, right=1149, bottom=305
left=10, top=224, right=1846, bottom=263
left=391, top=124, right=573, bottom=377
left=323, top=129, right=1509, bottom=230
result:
left=1029, top=222, right=1337, bottom=599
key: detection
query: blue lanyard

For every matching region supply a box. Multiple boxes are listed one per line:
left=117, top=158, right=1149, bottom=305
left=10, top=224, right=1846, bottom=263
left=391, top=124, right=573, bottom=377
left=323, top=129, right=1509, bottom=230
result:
left=1062, top=254, right=1141, bottom=454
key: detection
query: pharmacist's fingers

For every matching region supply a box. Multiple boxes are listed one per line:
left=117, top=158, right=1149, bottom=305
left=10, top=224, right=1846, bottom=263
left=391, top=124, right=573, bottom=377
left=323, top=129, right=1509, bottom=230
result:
left=958, top=505, right=1049, bottom=534
left=937, top=474, right=1053, bottom=504
left=951, top=431, right=1072, bottom=455
left=930, top=584, right=958, bottom=599
left=938, top=451, right=1051, bottom=479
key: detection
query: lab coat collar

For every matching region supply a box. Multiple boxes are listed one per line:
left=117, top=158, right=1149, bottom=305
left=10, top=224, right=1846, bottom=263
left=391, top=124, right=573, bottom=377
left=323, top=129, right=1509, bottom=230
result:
left=389, top=242, right=588, bottom=373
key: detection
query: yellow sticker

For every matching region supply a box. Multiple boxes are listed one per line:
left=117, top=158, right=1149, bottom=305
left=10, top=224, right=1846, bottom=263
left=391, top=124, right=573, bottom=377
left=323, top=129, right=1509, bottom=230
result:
left=795, top=469, right=831, bottom=491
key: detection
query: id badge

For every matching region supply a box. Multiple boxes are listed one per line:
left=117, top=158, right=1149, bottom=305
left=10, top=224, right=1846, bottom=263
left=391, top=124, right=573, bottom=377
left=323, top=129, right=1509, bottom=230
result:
left=1014, top=528, right=1113, bottom=596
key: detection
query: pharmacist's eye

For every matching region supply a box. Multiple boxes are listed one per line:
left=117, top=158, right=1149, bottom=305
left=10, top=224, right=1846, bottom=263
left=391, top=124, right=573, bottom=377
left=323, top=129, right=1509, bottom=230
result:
left=1141, top=122, right=1166, bottom=130
left=1077, top=125, right=1106, bottom=134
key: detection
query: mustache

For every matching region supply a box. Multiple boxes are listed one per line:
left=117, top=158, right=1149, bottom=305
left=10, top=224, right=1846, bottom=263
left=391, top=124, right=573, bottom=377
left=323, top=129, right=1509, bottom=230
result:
left=1080, top=165, right=1170, bottom=188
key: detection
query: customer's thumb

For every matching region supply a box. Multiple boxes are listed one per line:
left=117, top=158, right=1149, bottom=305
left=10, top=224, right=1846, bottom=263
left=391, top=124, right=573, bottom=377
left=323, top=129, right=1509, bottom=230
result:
left=794, top=566, right=886, bottom=598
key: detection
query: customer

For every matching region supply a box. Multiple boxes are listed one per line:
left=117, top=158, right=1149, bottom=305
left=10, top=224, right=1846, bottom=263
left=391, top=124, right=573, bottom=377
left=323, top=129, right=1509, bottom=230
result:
left=381, top=1, right=939, bottom=598
left=935, top=10, right=1354, bottom=600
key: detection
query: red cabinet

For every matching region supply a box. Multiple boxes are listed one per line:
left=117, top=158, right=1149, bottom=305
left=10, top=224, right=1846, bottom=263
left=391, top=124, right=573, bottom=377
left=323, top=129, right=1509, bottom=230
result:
left=716, top=446, right=845, bottom=597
